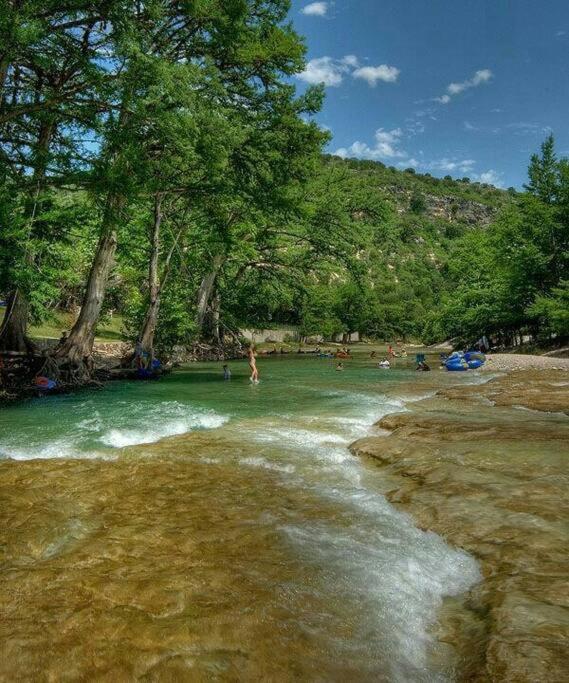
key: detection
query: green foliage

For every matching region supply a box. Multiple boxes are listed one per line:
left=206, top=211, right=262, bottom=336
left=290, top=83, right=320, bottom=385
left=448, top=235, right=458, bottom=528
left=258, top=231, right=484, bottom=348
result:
left=409, top=191, right=426, bottom=214
left=323, top=155, right=509, bottom=208
left=525, top=134, right=558, bottom=203
left=1, top=5, right=564, bottom=356
left=429, top=136, right=569, bottom=346
left=529, top=281, right=569, bottom=338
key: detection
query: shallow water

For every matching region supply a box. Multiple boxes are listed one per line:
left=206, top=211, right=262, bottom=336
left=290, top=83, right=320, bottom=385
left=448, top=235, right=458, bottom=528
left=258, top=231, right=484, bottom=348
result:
left=0, top=355, right=483, bottom=680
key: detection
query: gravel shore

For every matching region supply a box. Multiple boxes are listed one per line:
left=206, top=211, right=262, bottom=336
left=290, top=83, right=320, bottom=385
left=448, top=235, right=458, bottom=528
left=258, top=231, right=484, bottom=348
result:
left=482, top=352, right=569, bottom=372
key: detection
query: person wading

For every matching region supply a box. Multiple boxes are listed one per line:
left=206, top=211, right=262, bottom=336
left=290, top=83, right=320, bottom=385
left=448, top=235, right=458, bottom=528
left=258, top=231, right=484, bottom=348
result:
left=247, top=345, right=259, bottom=384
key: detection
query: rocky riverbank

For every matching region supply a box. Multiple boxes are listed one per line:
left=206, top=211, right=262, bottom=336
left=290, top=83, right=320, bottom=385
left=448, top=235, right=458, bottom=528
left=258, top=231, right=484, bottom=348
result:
left=351, top=368, right=569, bottom=681
left=482, top=353, right=569, bottom=373
left=0, top=339, right=249, bottom=403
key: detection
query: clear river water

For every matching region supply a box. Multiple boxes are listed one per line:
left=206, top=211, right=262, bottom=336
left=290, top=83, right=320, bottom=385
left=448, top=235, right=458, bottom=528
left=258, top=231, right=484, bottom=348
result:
left=0, top=355, right=485, bottom=681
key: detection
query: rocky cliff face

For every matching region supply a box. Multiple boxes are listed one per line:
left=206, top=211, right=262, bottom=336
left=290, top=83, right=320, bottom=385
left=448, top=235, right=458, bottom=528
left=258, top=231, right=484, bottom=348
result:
left=387, top=185, right=498, bottom=226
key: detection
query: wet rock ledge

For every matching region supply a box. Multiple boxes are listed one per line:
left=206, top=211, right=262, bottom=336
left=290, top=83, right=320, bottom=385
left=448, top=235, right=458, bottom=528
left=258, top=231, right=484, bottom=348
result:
left=351, top=370, right=569, bottom=682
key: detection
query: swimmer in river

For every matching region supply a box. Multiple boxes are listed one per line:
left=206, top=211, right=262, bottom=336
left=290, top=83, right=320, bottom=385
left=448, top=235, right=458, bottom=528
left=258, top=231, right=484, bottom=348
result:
left=416, top=361, right=431, bottom=372
left=247, top=345, right=259, bottom=383
left=223, top=364, right=231, bottom=380
left=336, top=362, right=344, bottom=371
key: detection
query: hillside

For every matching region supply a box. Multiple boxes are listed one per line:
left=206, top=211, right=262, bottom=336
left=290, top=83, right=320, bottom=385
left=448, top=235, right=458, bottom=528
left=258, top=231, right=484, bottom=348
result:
left=324, top=154, right=513, bottom=222
left=269, top=156, right=514, bottom=343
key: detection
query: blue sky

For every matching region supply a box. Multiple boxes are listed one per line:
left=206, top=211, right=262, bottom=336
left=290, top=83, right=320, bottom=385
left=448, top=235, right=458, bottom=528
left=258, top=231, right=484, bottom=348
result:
left=291, top=0, right=569, bottom=188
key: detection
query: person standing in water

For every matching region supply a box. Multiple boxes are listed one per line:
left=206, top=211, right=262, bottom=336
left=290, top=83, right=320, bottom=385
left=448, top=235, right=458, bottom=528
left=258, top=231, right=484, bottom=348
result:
left=247, top=345, right=259, bottom=383
left=223, top=364, right=231, bottom=380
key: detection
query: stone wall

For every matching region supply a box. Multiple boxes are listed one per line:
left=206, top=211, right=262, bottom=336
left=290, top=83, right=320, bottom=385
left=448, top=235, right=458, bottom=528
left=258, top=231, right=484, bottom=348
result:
left=241, top=328, right=299, bottom=343
left=240, top=329, right=360, bottom=344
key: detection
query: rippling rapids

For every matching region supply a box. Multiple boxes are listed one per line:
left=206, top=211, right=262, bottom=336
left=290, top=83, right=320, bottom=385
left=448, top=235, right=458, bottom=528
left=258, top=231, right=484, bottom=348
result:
left=0, top=356, right=484, bottom=680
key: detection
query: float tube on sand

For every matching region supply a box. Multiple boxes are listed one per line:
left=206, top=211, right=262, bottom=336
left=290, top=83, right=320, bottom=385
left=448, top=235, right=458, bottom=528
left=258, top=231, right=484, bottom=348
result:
left=444, top=351, right=486, bottom=371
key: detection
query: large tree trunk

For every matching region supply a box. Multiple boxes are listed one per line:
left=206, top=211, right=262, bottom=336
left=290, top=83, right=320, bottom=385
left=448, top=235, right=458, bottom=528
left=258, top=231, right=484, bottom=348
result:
left=139, top=195, right=163, bottom=358
left=211, top=291, right=221, bottom=343
left=196, top=254, right=225, bottom=337
left=0, top=290, right=34, bottom=352
left=54, top=77, right=135, bottom=368
left=55, top=199, right=121, bottom=363
left=0, top=118, right=55, bottom=351
left=135, top=197, right=183, bottom=363
left=0, top=254, right=35, bottom=353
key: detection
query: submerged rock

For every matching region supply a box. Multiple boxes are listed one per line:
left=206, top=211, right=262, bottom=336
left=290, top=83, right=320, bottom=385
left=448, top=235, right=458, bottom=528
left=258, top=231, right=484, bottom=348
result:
left=351, top=370, right=569, bottom=681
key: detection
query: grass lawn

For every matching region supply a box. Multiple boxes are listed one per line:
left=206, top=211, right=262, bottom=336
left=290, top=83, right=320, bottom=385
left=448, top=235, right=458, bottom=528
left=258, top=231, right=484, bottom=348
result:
left=0, top=307, right=126, bottom=343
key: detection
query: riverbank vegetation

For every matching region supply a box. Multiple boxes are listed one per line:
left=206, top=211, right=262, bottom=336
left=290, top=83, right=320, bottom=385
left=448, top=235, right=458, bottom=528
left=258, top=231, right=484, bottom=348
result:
left=1, top=3, right=568, bottom=388
left=425, top=135, right=569, bottom=347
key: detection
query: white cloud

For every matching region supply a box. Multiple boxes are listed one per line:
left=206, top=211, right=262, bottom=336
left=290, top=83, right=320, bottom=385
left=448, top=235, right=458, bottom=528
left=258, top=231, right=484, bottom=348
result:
left=448, top=69, right=492, bottom=94
left=352, top=64, right=400, bottom=86
left=374, top=128, right=405, bottom=156
left=435, top=69, right=493, bottom=104
left=298, top=55, right=400, bottom=89
left=334, top=127, right=406, bottom=160
left=334, top=127, right=493, bottom=182
left=397, top=157, right=420, bottom=168
left=464, top=121, right=477, bottom=131
left=297, top=57, right=348, bottom=86
left=474, top=170, right=504, bottom=187
left=506, top=122, right=552, bottom=136
left=427, top=158, right=476, bottom=173
left=406, top=119, right=426, bottom=135
left=342, top=54, right=359, bottom=68
left=301, top=2, right=328, bottom=16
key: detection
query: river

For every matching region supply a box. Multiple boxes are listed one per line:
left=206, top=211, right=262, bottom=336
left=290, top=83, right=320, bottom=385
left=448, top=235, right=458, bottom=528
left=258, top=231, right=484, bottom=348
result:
left=0, top=354, right=485, bottom=681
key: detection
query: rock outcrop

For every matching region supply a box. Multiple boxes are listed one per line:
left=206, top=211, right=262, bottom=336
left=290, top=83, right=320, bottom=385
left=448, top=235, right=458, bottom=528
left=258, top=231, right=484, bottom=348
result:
left=387, top=185, right=498, bottom=225
left=351, top=370, right=569, bottom=681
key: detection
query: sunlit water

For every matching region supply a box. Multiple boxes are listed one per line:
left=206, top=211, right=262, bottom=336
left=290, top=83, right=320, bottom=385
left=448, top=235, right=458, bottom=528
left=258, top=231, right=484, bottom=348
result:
left=0, top=355, right=485, bottom=680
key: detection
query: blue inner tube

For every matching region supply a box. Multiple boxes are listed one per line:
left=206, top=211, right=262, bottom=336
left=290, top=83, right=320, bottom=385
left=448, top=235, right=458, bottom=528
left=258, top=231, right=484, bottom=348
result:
left=464, top=351, right=485, bottom=362
left=467, top=359, right=484, bottom=369
left=446, top=362, right=468, bottom=371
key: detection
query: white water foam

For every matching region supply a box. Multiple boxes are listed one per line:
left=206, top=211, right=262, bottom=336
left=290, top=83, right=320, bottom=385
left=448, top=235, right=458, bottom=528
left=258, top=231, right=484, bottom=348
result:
left=0, top=439, right=108, bottom=461
left=241, top=392, right=407, bottom=479
left=282, top=487, right=481, bottom=682
left=100, top=410, right=227, bottom=448
left=232, top=389, right=482, bottom=680
left=0, top=401, right=228, bottom=460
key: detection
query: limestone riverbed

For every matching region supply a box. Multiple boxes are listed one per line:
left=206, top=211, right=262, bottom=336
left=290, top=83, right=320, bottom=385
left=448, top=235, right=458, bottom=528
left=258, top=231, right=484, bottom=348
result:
left=351, top=369, right=569, bottom=681
left=1, top=358, right=567, bottom=681
left=0, top=357, right=483, bottom=681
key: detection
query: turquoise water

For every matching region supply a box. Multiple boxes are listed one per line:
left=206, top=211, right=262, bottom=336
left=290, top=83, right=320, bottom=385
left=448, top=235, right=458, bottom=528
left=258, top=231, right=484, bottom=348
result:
left=0, top=355, right=482, bottom=680
left=1, top=356, right=423, bottom=459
